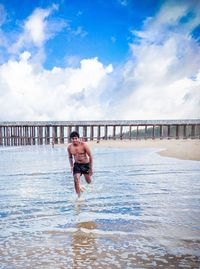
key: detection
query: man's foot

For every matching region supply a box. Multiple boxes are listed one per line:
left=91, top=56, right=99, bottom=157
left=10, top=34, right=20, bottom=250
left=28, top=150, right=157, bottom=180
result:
left=80, top=186, right=86, bottom=192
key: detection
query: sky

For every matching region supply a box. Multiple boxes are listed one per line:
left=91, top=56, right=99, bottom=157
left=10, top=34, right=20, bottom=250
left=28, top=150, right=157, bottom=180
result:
left=0, top=0, right=200, bottom=121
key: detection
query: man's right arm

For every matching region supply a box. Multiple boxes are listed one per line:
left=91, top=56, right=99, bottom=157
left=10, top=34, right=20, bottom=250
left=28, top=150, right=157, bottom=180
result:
left=67, top=145, right=74, bottom=173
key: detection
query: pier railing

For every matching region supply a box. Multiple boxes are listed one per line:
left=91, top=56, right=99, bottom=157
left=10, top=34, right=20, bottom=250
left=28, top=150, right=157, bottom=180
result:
left=0, top=120, right=200, bottom=146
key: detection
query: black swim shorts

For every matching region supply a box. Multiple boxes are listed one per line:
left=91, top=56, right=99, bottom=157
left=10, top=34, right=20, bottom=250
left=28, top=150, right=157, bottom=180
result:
left=73, top=162, right=90, bottom=175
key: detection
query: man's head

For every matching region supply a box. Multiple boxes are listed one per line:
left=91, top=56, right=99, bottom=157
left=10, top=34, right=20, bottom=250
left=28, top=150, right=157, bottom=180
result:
left=70, top=131, right=80, bottom=145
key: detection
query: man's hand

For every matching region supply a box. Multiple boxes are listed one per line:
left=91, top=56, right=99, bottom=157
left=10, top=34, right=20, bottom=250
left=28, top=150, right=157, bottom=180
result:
left=89, top=168, right=93, bottom=176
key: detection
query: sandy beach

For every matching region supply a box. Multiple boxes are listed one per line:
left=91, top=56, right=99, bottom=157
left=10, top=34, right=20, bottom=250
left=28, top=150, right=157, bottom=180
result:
left=85, top=139, right=200, bottom=161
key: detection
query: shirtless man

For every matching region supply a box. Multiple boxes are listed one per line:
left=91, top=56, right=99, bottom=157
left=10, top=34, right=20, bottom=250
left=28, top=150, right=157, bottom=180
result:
left=67, top=131, right=93, bottom=197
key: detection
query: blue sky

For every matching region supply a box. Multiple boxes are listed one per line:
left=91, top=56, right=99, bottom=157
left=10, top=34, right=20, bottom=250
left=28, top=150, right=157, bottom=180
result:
left=1, top=0, right=164, bottom=67
left=0, top=0, right=200, bottom=120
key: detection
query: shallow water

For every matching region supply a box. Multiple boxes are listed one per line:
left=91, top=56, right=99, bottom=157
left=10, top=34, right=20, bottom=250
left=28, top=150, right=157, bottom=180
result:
left=0, top=145, right=200, bottom=269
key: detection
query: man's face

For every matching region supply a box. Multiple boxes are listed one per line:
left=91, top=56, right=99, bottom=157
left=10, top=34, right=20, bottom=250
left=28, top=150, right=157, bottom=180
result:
left=71, top=136, right=79, bottom=145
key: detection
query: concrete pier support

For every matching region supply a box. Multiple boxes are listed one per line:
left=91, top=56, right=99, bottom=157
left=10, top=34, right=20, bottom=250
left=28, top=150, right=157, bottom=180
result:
left=129, top=126, right=132, bottom=140
left=113, top=126, right=116, bottom=140
left=97, top=126, right=101, bottom=141
left=45, top=126, right=50, bottom=145
left=152, top=125, right=155, bottom=139
left=60, top=126, right=64, bottom=144
left=145, top=126, right=147, bottom=140
left=183, top=125, right=187, bottom=139
left=136, top=126, right=139, bottom=139
left=7, top=127, right=10, bottom=146
left=32, top=127, right=36, bottom=145
left=75, top=126, right=79, bottom=133
left=120, top=126, right=123, bottom=140
left=83, top=126, right=87, bottom=141
left=160, top=125, right=163, bottom=139
left=67, top=126, right=72, bottom=143
left=104, top=125, right=108, bottom=140
left=90, top=126, right=94, bottom=141
left=167, top=125, right=170, bottom=139
left=191, top=125, right=195, bottom=139
left=176, top=125, right=179, bottom=139
left=0, top=127, right=2, bottom=146
left=14, top=127, right=18, bottom=146
left=38, top=126, right=43, bottom=145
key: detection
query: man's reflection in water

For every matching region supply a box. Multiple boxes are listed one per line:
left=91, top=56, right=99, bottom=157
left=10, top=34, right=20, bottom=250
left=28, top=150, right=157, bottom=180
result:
left=71, top=221, right=97, bottom=268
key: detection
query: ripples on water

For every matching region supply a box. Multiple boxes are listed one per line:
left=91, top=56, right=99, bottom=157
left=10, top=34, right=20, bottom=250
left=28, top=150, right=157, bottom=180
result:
left=0, top=145, right=200, bottom=268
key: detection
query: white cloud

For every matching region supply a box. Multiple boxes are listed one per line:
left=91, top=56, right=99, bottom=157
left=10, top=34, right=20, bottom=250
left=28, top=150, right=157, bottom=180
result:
left=72, top=26, right=88, bottom=38
left=0, top=1, right=199, bottom=121
left=10, top=4, right=65, bottom=54
left=104, top=0, right=200, bottom=120
left=0, top=53, right=113, bottom=120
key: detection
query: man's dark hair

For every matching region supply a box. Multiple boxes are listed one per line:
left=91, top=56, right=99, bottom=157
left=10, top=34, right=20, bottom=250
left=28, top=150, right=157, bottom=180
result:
left=70, top=131, right=80, bottom=139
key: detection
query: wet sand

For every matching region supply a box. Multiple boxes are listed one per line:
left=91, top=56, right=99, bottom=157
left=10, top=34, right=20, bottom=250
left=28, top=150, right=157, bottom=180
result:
left=86, top=139, right=200, bottom=161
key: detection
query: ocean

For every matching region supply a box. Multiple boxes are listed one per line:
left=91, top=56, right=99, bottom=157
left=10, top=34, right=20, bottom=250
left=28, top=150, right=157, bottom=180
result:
left=0, top=145, right=200, bottom=268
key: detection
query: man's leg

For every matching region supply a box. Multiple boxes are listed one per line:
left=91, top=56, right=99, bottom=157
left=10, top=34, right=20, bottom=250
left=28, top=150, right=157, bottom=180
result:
left=84, top=174, right=92, bottom=184
left=73, top=173, right=81, bottom=197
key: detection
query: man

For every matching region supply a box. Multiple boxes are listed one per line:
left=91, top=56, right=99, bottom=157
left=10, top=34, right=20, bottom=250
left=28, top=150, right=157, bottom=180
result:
left=67, top=131, right=93, bottom=197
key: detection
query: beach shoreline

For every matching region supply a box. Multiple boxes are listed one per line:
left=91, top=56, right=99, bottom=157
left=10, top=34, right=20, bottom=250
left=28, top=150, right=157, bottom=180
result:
left=84, top=139, right=200, bottom=161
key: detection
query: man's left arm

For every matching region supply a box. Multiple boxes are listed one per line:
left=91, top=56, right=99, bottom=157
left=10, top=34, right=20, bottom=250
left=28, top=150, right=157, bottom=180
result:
left=85, top=144, right=93, bottom=176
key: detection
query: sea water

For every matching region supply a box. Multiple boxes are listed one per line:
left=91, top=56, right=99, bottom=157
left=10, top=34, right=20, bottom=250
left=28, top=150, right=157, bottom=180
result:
left=0, top=145, right=200, bottom=268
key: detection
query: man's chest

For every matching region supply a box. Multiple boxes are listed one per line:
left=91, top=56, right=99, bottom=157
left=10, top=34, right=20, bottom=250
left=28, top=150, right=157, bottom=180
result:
left=70, top=146, right=85, bottom=155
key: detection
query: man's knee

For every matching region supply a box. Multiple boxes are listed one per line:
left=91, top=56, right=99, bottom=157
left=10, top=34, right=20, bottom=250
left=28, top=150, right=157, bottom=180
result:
left=74, top=174, right=80, bottom=182
left=85, top=175, right=91, bottom=184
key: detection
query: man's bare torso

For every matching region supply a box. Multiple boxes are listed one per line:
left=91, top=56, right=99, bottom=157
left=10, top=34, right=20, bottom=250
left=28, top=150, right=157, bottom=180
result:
left=68, top=141, right=89, bottom=163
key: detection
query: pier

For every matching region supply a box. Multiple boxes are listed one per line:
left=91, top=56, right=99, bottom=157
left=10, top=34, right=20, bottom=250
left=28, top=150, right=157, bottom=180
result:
left=0, top=120, right=200, bottom=146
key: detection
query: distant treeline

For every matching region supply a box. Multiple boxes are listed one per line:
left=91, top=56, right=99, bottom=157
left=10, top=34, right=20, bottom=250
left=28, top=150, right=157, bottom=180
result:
left=115, top=126, right=185, bottom=138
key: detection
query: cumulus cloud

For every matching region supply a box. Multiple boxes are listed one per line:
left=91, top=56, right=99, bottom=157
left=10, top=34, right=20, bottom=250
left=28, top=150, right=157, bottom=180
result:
left=0, top=53, right=112, bottom=120
left=0, top=4, right=113, bottom=121
left=104, top=0, right=200, bottom=119
left=0, top=1, right=199, bottom=121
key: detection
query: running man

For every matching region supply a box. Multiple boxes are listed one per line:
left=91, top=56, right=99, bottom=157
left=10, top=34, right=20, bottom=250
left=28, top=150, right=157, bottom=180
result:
left=67, top=131, right=93, bottom=197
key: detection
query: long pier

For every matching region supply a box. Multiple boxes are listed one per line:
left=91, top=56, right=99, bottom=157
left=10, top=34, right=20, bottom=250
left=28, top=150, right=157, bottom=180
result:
left=0, top=120, right=200, bottom=146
